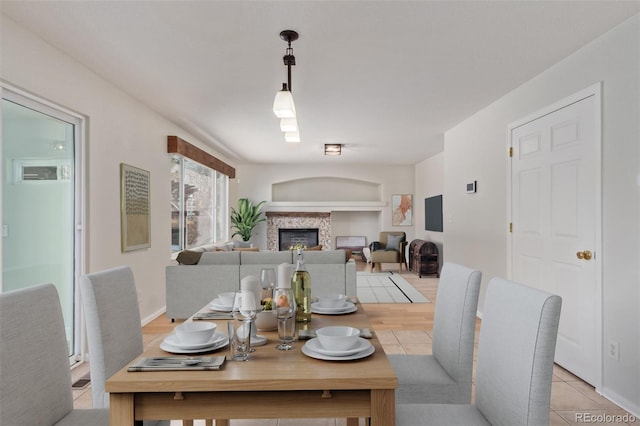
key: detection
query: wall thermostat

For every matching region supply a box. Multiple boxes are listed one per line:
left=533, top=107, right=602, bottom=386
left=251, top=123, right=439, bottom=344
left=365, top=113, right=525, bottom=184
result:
left=466, top=181, right=477, bottom=193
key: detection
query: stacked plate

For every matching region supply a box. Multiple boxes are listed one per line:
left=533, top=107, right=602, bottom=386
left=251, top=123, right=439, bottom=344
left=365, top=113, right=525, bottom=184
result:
left=310, top=301, right=357, bottom=315
left=160, top=332, right=229, bottom=354
left=209, top=297, right=232, bottom=312
left=302, top=337, right=374, bottom=361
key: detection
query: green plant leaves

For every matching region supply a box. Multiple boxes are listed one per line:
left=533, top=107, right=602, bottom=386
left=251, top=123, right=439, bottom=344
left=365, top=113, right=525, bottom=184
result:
left=230, top=198, right=266, bottom=241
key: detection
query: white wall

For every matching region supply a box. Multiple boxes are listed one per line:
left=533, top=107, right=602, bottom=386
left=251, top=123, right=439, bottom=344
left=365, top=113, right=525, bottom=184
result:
left=443, top=15, right=640, bottom=414
left=0, top=15, right=238, bottom=322
left=414, top=151, right=445, bottom=256
left=235, top=163, right=415, bottom=249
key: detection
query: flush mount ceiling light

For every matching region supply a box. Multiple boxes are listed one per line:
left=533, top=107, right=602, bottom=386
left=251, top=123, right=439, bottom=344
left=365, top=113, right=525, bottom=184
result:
left=324, top=144, right=342, bottom=156
left=273, top=30, right=301, bottom=142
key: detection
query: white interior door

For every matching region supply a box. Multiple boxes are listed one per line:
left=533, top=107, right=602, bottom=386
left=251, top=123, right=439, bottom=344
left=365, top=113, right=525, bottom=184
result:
left=509, top=88, right=601, bottom=387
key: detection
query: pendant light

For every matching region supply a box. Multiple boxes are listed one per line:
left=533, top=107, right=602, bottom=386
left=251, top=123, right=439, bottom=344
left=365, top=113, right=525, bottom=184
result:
left=273, top=30, right=300, bottom=142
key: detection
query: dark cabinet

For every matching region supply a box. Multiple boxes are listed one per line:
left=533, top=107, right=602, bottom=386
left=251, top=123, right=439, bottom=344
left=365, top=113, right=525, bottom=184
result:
left=409, top=239, right=440, bottom=278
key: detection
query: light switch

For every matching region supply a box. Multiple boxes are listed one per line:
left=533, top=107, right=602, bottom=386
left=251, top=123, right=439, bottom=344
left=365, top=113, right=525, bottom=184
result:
left=2, top=225, right=8, bottom=238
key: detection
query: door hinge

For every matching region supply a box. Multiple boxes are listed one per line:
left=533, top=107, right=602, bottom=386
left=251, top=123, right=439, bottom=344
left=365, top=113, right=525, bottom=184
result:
left=509, top=223, right=513, bottom=233
left=508, top=147, right=513, bottom=157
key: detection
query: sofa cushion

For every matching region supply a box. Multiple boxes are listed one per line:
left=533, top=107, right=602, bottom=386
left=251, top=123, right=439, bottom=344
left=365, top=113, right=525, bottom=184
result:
left=239, top=251, right=295, bottom=282
left=240, top=251, right=293, bottom=264
left=302, top=250, right=347, bottom=264
left=198, top=251, right=241, bottom=265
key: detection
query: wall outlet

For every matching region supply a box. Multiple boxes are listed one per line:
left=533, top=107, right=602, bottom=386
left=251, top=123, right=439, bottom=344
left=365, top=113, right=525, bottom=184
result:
left=608, top=341, right=619, bottom=361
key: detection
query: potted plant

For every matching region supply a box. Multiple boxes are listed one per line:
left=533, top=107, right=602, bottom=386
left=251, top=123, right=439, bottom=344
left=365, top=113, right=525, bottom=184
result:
left=230, top=198, right=267, bottom=242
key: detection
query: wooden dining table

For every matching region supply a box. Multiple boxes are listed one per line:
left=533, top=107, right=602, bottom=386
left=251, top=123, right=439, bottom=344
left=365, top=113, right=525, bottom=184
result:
left=105, top=300, right=398, bottom=426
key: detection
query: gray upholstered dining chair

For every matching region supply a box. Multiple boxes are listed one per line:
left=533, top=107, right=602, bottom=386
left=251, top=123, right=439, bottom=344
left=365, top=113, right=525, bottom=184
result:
left=388, top=262, right=481, bottom=404
left=396, top=277, right=562, bottom=425
left=0, top=283, right=109, bottom=425
left=80, top=266, right=170, bottom=426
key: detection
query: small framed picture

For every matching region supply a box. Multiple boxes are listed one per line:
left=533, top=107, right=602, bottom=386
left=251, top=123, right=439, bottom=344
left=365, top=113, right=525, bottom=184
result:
left=120, top=163, right=151, bottom=252
left=392, top=194, right=413, bottom=226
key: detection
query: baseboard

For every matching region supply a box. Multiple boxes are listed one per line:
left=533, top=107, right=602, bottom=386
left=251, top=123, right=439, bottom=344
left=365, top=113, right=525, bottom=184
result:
left=600, top=386, right=640, bottom=419
left=142, top=306, right=167, bottom=326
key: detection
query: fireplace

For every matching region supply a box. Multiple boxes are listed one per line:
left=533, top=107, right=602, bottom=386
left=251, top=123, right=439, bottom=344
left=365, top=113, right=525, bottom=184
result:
left=279, top=228, right=319, bottom=251
left=266, top=212, right=331, bottom=251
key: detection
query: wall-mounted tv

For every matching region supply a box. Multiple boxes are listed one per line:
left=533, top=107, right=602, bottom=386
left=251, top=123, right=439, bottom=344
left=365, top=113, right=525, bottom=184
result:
left=425, top=195, right=443, bottom=232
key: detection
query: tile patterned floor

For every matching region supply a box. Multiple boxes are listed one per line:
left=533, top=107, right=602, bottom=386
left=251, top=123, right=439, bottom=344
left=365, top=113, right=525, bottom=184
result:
left=71, top=259, right=638, bottom=425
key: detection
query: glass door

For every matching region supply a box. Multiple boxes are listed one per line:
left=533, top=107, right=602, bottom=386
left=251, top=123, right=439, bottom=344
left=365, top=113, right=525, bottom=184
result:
left=1, top=91, right=82, bottom=360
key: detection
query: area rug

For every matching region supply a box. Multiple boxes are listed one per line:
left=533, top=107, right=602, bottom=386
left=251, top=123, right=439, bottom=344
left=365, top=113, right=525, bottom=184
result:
left=356, top=272, right=430, bottom=304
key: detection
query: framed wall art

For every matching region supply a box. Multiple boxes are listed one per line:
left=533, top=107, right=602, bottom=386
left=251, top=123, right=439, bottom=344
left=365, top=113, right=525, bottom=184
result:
left=392, top=194, right=413, bottom=226
left=120, top=163, right=150, bottom=252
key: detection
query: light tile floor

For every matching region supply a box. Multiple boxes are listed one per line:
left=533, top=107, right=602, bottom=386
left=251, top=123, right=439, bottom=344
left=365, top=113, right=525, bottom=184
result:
left=71, top=259, right=638, bottom=425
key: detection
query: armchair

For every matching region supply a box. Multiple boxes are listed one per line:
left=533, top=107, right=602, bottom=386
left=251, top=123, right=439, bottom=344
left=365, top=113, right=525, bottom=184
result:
left=369, top=231, right=408, bottom=272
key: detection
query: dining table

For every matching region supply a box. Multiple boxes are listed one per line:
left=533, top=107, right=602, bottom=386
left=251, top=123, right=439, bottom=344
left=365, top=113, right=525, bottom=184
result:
left=105, top=298, right=398, bottom=426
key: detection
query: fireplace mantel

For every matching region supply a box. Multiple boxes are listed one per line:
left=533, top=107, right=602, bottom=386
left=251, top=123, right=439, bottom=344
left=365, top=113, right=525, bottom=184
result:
left=266, top=212, right=330, bottom=218
left=266, top=201, right=386, bottom=212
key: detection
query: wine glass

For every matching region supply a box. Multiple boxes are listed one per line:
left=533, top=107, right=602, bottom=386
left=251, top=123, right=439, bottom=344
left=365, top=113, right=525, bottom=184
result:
left=273, top=287, right=296, bottom=351
left=260, top=268, right=277, bottom=300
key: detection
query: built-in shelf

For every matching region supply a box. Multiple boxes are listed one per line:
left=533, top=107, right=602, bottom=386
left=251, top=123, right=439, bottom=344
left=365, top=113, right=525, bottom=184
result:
left=266, top=201, right=386, bottom=212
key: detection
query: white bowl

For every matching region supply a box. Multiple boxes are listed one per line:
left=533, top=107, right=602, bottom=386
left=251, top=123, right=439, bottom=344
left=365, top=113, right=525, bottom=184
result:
left=174, top=322, right=217, bottom=345
left=217, top=291, right=236, bottom=306
left=317, top=293, right=348, bottom=309
left=315, top=326, right=360, bottom=351
left=255, top=309, right=277, bottom=331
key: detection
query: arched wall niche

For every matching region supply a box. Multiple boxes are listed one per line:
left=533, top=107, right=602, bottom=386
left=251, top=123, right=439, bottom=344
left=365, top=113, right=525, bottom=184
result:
left=271, top=177, right=381, bottom=202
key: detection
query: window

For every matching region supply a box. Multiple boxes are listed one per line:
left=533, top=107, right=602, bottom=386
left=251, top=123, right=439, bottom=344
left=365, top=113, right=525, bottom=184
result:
left=170, top=155, right=229, bottom=251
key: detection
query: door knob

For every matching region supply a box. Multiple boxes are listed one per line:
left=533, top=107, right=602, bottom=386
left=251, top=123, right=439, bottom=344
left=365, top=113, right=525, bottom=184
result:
left=576, top=250, right=592, bottom=260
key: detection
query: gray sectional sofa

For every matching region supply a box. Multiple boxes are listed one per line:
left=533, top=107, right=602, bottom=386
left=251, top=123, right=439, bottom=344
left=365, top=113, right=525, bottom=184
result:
left=166, top=250, right=356, bottom=320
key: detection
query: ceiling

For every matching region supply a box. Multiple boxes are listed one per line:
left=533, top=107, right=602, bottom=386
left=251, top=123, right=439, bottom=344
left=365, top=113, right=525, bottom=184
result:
left=2, top=1, right=640, bottom=165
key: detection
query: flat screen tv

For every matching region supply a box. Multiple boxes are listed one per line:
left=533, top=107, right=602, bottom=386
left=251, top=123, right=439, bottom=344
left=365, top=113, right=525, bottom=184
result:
left=425, top=195, right=443, bottom=232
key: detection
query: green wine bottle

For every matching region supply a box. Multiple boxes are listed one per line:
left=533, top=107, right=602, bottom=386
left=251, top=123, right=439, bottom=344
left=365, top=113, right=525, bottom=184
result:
left=291, top=249, right=312, bottom=323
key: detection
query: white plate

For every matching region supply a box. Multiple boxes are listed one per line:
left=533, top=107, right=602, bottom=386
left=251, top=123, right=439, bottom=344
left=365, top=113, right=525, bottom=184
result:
left=302, top=343, right=375, bottom=361
left=209, top=298, right=232, bottom=312
left=305, top=337, right=371, bottom=357
left=251, top=334, right=268, bottom=346
left=311, top=302, right=357, bottom=315
left=163, top=332, right=226, bottom=350
left=311, top=301, right=353, bottom=312
left=160, top=336, right=229, bottom=354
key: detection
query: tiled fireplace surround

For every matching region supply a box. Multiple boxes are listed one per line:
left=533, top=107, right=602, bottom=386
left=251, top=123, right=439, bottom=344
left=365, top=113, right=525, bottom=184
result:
left=266, top=212, right=332, bottom=251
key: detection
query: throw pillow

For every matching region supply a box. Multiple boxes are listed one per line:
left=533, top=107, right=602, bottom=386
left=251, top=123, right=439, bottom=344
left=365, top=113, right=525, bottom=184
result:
left=385, top=234, right=404, bottom=252
left=176, top=250, right=203, bottom=265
